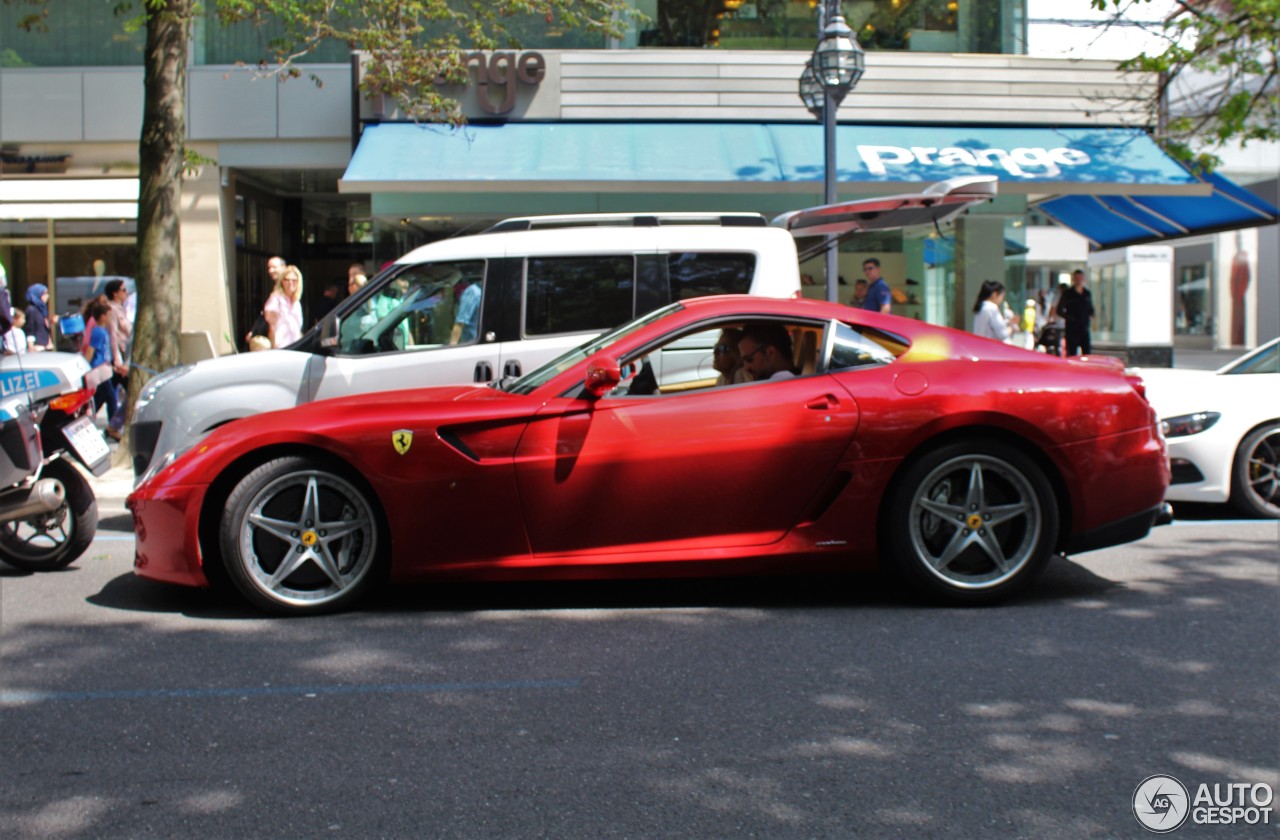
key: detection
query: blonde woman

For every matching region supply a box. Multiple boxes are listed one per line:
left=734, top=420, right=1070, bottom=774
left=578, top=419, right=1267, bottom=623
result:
left=264, top=264, right=304, bottom=348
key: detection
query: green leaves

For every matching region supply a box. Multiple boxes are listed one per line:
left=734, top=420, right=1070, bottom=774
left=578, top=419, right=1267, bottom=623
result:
left=219, top=0, right=637, bottom=125
left=1089, top=0, right=1279, bottom=169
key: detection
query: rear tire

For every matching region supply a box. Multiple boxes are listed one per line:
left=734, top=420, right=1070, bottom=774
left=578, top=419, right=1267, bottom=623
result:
left=0, top=458, right=98, bottom=572
left=886, top=440, right=1058, bottom=605
left=219, top=456, right=383, bottom=615
left=1230, top=422, right=1280, bottom=519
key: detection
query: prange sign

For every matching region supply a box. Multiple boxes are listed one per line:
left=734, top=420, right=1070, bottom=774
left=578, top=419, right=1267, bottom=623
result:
left=775, top=125, right=1200, bottom=186
left=447, top=51, right=546, bottom=115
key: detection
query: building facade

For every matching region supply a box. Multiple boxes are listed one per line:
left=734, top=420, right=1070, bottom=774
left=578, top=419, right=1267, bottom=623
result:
left=1, top=0, right=1271, bottom=360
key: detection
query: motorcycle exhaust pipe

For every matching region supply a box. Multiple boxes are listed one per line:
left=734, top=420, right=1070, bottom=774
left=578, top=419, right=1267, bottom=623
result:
left=0, top=479, right=66, bottom=523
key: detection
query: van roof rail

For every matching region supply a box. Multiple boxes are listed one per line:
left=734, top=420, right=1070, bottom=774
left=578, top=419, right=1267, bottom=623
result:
left=485, top=212, right=768, bottom=233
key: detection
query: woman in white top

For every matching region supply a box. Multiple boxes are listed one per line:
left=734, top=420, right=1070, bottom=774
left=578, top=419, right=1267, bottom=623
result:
left=264, top=264, right=304, bottom=348
left=972, top=279, right=1016, bottom=343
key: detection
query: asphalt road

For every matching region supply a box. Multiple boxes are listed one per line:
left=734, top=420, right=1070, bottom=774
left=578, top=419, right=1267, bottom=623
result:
left=0, top=508, right=1275, bottom=839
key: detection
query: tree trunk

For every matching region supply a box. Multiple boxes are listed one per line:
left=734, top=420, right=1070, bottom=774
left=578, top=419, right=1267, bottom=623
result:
left=126, top=0, right=189, bottom=460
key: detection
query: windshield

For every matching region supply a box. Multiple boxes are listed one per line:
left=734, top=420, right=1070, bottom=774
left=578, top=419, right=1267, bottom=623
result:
left=1221, top=339, right=1279, bottom=375
left=336, top=261, right=485, bottom=355
left=501, top=303, right=685, bottom=395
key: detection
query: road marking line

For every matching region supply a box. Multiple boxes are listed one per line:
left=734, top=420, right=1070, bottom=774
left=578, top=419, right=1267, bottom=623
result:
left=0, top=678, right=581, bottom=705
left=0, top=676, right=581, bottom=701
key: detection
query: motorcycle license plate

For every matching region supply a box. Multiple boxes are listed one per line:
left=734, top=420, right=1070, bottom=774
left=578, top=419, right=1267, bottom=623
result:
left=62, top=416, right=112, bottom=474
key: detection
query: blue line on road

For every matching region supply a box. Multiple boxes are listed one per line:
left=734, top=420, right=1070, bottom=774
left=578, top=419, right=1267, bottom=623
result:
left=0, top=678, right=581, bottom=705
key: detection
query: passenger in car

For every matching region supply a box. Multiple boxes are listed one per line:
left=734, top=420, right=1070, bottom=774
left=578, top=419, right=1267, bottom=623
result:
left=738, top=322, right=797, bottom=382
left=713, top=328, right=750, bottom=386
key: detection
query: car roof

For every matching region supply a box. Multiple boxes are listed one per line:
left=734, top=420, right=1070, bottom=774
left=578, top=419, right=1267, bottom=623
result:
left=396, top=223, right=796, bottom=263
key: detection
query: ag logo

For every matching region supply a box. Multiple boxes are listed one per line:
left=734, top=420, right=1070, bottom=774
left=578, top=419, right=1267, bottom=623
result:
left=1134, top=775, right=1190, bottom=833
left=392, top=429, right=413, bottom=455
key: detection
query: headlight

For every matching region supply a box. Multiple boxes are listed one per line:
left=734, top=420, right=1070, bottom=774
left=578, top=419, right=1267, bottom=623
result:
left=1161, top=411, right=1221, bottom=438
left=134, top=364, right=193, bottom=411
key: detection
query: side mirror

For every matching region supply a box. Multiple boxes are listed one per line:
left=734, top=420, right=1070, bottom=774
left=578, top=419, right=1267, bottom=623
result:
left=583, top=354, right=622, bottom=398
left=318, top=315, right=339, bottom=353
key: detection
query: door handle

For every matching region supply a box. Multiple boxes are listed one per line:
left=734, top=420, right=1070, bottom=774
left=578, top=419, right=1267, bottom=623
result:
left=503, top=360, right=522, bottom=378
left=805, top=395, right=840, bottom=411
left=474, top=361, right=494, bottom=382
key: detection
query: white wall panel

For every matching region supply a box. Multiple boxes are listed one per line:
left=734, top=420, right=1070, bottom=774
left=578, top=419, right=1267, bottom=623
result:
left=189, top=67, right=278, bottom=139
left=276, top=66, right=350, bottom=138
left=83, top=70, right=144, bottom=141
left=0, top=70, right=83, bottom=141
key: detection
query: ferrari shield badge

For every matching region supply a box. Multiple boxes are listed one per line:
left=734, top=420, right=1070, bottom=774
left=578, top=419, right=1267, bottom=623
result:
left=392, top=429, right=413, bottom=455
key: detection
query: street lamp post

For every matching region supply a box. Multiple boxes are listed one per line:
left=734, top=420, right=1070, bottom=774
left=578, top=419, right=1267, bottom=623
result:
left=798, top=3, right=864, bottom=303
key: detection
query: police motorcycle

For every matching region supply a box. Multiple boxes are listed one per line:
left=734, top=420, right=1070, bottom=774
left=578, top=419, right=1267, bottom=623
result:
left=0, top=351, right=111, bottom=571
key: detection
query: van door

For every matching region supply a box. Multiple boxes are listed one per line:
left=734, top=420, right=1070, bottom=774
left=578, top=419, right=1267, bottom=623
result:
left=307, top=259, right=502, bottom=401
left=494, top=253, right=645, bottom=382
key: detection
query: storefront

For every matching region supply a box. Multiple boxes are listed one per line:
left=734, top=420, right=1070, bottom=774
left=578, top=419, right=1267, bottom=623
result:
left=0, top=178, right=138, bottom=321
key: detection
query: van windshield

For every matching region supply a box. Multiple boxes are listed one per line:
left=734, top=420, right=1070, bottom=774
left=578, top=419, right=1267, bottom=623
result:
left=500, top=303, right=685, bottom=395
left=337, top=261, right=485, bottom=355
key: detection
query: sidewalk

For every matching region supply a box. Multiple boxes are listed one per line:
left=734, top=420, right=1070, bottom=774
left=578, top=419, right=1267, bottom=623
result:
left=90, top=459, right=136, bottom=507
left=1170, top=348, right=1240, bottom=371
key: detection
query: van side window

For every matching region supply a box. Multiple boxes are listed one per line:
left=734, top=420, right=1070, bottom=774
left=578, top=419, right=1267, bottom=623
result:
left=525, top=256, right=634, bottom=336
left=667, top=253, right=756, bottom=299
left=339, top=260, right=485, bottom=356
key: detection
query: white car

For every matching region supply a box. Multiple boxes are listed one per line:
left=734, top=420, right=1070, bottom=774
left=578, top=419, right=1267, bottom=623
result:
left=1138, top=339, right=1280, bottom=518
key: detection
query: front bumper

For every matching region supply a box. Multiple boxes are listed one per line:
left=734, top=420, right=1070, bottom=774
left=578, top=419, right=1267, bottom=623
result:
left=1163, top=430, right=1232, bottom=505
left=127, top=480, right=210, bottom=588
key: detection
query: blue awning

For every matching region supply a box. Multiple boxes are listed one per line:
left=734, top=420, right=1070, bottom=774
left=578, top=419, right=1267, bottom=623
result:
left=1037, top=170, right=1279, bottom=250
left=340, top=121, right=1276, bottom=247
left=340, top=122, right=1204, bottom=196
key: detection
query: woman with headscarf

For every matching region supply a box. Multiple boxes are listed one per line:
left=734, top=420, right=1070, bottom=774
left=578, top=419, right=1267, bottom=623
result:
left=23, top=283, right=56, bottom=351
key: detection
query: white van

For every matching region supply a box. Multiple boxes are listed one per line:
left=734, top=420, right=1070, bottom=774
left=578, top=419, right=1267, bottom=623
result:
left=130, top=177, right=996, bottom=481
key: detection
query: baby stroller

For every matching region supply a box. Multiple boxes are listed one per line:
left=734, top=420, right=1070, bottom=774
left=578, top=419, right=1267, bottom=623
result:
left=56, top=312, right=85, bottom=354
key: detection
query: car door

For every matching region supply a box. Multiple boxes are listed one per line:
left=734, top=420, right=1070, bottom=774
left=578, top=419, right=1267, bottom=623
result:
left=308, top=259, right=503, bottom=401
left=514, top=368, right=859, bottom=557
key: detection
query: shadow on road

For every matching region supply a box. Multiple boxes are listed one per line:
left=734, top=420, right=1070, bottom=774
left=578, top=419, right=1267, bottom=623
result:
left=84, top=552, right=1119, bottom=620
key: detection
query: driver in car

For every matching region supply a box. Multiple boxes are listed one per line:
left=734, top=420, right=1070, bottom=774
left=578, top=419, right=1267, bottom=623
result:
left=737, top=322, right=797, bottom=382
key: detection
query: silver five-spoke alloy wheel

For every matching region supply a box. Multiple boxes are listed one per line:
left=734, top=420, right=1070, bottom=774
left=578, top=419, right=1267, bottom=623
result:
left=909, top=454, right=1041, bottom=589
left=888, top=441, right=1058, bottom=604
left=221, top=457, right=379, bottom=614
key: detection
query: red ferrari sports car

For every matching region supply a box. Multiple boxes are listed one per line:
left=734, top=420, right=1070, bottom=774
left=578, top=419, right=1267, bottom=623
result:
left=128, top=296, right=1169, bottom=614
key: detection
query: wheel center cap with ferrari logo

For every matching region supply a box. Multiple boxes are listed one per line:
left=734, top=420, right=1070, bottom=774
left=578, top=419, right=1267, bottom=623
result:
left=300, top=530, right=319, bottom=547
left=966, top=513, right=984, bottom=530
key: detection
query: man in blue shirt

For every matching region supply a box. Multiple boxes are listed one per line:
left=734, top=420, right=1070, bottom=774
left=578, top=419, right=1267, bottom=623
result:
left=860, top=258, right=892, bottom=314
left=451, top=281, right=482, bottom=344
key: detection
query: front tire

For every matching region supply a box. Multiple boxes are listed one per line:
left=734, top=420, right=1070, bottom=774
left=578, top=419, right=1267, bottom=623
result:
left=0, top=457, right=98, bottom=572
left=886, top=441, right=1059, bottom=605
left=1230, top=422, right=1280, bottom=519
left=219, top=456, right=383, bottom=615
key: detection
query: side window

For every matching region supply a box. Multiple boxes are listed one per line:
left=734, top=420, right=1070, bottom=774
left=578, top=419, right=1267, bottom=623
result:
left=826, top=321, right=902, bottom=371
left=605, top=327, right=723, bottom=398
left=667, top=252, right=757, bottom=299
left=525, top=256, right=634, bottom=337
left=338, top=260, right=485, bottom=356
